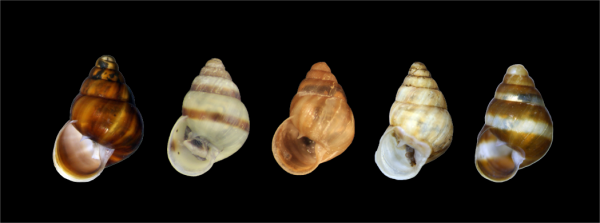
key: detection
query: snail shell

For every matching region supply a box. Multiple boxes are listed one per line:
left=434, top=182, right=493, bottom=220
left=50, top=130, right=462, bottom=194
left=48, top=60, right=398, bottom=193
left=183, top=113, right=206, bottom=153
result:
left=272, top=62, right=355, bottom=175
left=167, top=58, right=249, bottom=176
left=53, top=55, right=144, bottom=182
left=374, top=62, right=453, bottom=180
left=475, top=64, right=553, bottom=182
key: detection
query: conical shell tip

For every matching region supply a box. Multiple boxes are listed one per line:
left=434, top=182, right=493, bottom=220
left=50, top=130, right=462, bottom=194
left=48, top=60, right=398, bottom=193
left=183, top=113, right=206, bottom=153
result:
left=100, top=55, right=116, bottom=62
left=96, top=55, right=118, bottom=70
left=506, top=64, right=528, bottom=76
left=311, top=62, right=331, bottom=72
left=205, top=58, right=225, bottom=69
left=409, top=62, right=430, bottom=77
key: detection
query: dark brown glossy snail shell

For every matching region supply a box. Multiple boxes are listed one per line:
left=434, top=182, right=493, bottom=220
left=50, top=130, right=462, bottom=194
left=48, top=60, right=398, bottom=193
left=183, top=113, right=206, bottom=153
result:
left=53, top=55, right=143, bottom=182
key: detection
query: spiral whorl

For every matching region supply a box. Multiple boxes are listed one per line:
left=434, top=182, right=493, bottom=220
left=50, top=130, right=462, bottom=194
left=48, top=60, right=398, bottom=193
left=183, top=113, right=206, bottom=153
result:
left=189, top=58, right=241, bottom=100
left=199, top=58, right=232, bottom=81
left=291, top=62, right=351, bottom=138
left=305, top=62, right=338, bottom=83
left=95, top=55, right=119, bottom=70
left=395, top=62, right=445, bottom=109
left=81, top=55, right=131, bottom=102
left=502, top=64, right=535, bottom=87
left=91, top=55, right=123, bottom=83
left=183, top=58, right=249, bottom=137
left=408, top=62, right=431, bottom=77
left=293, top=62, right=346, bottom=101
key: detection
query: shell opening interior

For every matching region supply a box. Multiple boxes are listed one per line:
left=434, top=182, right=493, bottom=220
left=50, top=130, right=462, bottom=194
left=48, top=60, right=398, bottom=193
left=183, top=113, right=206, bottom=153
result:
left=273, top=118, right=319, bottom=174
left=375, top=126, right=430, bottom=180
left=475, top=138, right=525, bottom=182
left=182, top=126, right=212, bottom=161
left=168, top=116, right=220, bottom=177
left=53, top=120, right=114, bottom=182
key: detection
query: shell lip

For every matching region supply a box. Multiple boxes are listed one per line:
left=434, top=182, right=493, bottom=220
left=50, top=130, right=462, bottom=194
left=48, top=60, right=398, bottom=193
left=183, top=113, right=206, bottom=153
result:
left=167, top=116, right=221, bottom=177
left=374, top=126, right=431, bottom=180
left=272, top=117, right=321, bottom=175
left=474, top=127, right=526, bottom=183
left=53, top=120, right=112, bottom=183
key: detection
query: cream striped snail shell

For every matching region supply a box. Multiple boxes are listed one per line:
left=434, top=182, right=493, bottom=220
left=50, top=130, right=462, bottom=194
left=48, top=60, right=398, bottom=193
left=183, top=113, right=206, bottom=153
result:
left=167, top=58, right=249, bottom=176
left=375, top=62, right=453, bottom=180
left=475, top=64, right=553, bottom=183
left=272, top=62, right=355, bottom=175
left=53, top=55, right=144, bottom=183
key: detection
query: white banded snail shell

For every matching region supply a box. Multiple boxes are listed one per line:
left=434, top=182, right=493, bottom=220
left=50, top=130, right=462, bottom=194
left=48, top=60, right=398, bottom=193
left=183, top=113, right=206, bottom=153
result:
left=167, top=58, right=250, bottom=176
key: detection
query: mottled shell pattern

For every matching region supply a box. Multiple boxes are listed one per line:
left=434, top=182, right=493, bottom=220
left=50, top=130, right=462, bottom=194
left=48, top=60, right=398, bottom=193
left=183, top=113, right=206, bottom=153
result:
left=53, top=55, right=144, bottom=182
left=475, top=65, right=553, bottom=183
left=272, top=62, right=355, bottom=175
left=375, top=62, right=453, bottom=180
left=167, top=58, right=250, bottom=177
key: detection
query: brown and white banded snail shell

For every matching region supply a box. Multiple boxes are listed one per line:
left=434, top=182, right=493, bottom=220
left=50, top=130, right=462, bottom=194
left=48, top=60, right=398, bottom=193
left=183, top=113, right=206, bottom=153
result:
left=272, top=62, right=355, bottom=175
left=475, top=64, right=553, bottom=183
left=53, top=55, right=144, bottom=182
left=167, top=58, right=250, bottom=176
left=374, top=62, right=453, bottom=180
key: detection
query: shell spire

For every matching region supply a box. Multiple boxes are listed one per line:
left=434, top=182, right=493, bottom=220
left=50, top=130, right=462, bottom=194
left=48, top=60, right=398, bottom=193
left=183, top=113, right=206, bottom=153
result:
left=375, top=62, right=453, bottom=180
left=199, top=58, right=232, bottom=80
left=408, top=62, right=431, bottom=77
left=95, top=55, right=119, bottom=70
left=395, top=62, right=446, bottom=109
left=475, top=64, right=553, bottom=182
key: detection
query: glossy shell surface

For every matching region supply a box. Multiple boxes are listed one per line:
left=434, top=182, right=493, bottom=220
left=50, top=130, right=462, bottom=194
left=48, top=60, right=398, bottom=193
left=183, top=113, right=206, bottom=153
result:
left=475, top=64, right=553, bottom=182
left=53, top=55, right=143, bottom=182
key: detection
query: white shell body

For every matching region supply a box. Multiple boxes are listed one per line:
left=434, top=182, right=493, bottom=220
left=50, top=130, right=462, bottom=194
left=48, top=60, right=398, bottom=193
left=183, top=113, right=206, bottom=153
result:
left=375, top=62, right=453, bottom=180
left=167, top=59, right=250, bottom=176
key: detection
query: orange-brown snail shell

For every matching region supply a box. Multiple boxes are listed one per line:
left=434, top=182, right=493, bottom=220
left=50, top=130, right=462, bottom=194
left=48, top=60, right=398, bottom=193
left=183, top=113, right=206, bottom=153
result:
left=475, top=64, right=553, bottom=182
left=53, top=55, right=143, bottom=182
left=272, top=62, right=355, bottom=175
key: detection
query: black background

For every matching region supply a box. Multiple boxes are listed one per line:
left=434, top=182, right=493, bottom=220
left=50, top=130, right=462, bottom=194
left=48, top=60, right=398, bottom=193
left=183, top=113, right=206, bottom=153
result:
left=2, top=1, right=599, bottom=222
